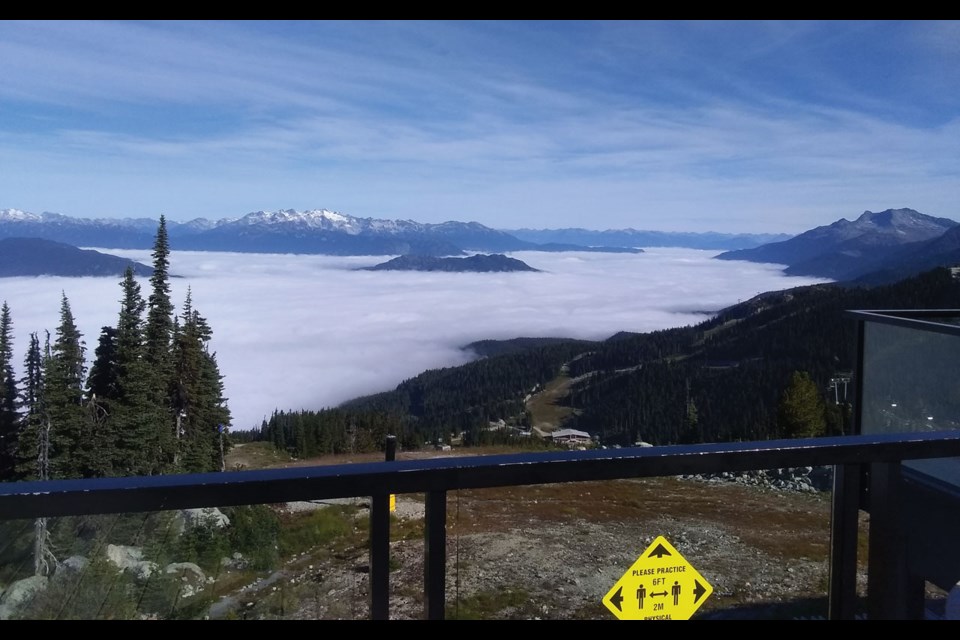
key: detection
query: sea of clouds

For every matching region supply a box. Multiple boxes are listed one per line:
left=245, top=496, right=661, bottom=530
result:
left=0, top=248, right=832, bottom=430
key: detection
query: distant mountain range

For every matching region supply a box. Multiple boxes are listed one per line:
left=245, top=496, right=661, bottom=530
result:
left=0, top=237, right=153, bottom=277
left=0, top=209, right=644, bottom=257
left=504, top=228, right=791, bottom=250
left=7, top=207, right=958, bottom=281
left=361, top=254, right=541, bottom=273
left=715, top=208, right=960, bottom=283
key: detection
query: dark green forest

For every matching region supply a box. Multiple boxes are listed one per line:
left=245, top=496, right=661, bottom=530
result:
left=0, top=217, right=231, bottom=483
left=257, top=267, right=960, bottom=455
left=566, top=267, right=960, bottom=445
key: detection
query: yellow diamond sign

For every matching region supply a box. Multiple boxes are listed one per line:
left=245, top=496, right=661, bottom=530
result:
left=602, top=535, right=713, bottom=620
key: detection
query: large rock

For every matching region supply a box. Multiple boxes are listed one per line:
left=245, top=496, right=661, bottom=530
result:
left=56, top=555, right=89, bottom=576
left=165, top=562, right=205, bottom=581
left=105, top=544, right=157, bottom=580
left=0, top=575, right=48, bottom=620
left=165, top=563, right=207, bottom=599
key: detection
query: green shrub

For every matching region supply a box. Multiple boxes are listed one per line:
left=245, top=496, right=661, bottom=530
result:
left=174, top=522, right=229, bottom=573
left=226, top=505, right=281, bottom=570
left=135, top=571, right=216, bottom=620
left=446, top=587, right=532, bottom=620
left=16, top=552, right=138, bottom=620
left=277, top=507, right=353, bottom=558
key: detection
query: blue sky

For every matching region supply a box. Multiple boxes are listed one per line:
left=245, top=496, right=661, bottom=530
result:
left=1, top=20, right=957, bottom=234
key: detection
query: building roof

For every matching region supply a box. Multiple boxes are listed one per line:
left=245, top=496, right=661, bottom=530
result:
left=550, top=428, right=591, bottom=439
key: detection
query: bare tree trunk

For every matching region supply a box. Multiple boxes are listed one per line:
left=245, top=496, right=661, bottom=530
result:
left=33, top=517, right=55, bottom=577
left=219, top=425, right=225, bottom=472
left=34, top=415, right=57, bottom=576
left=173, top=410, right=182, bottom=468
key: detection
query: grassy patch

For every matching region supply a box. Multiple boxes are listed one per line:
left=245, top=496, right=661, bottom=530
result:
left=224, top=441, right=292, bottom=471
left=278, top=507, right=357, bottom=558
left=525, top=373, right=577, bottom=430
left=390, top=512, right=425, bottom=542
left=447, top=587, right=538, bottom=620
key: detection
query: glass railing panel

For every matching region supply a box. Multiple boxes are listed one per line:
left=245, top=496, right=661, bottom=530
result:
left=439, top=471, right=840, bottom=620
left=861, top=320, right=960, bottom=487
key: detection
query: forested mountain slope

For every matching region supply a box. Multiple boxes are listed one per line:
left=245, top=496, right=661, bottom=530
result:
left=258, top=268, right=960, bottom=455
left=566, top=268, right=960, bottom=445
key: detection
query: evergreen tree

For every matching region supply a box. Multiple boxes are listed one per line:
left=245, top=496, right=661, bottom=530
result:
left=84, top=326, right=119, bottom=477
left=16, top=332, right=45, bottom=479
left=86, top=326, right=119, bottom=403
left=45, top=294, right=87, bottom=478
left=145, top=215, right=174, bottom=367
left=143, top=217, right=176, bottom=472
left=203, top=351, right=232, bottom=471
left=171, top=290, right=232, bottom=472
left=114, top=266, right=166, bottom=476
left=777, top=371, right=827, bottom=439
left=117, top=266, right=147, bottom=374
left=0, top=302, right=18, bottom=480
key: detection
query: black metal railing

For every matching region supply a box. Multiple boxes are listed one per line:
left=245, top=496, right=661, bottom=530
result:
left=4, top=430, right=960, bottom=620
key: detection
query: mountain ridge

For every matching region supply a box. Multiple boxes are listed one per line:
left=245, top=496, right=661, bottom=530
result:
left=0, top=237, right=154, bottom=278
left=0, top=208, right=640, bottom=256
left=0, top=208, right=768, bottom=256
left=715, top=208, right=960, bottom=281
left=504, top=227, right=791, bottom=250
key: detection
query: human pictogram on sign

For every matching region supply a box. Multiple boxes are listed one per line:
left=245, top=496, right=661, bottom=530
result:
left=602, top=535, right=713, bottom=620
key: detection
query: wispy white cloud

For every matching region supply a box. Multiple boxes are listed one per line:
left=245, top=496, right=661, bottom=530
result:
left=0, top=249, right=829, bottom=430
left=0, top=21, right=957, bottom=232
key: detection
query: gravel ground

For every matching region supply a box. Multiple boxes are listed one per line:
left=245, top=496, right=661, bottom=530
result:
left=212, top=476, right=874, bottom=621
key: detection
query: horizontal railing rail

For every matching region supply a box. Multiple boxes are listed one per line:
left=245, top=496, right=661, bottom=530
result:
left=4, top=430, right=960, bottom=620
left=3, top=431, right=959, bottom=518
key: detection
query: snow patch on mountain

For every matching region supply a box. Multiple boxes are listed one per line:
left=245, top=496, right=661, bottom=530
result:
left=0, top=209, right=39, bottom=221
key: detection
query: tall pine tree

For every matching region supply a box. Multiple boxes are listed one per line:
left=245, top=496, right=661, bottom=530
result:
left=172, top=289, right=232, bottom=472
left=86, top=327, right=119, bottom=403
left=45, top=294, right=87, bottom=478
left=0, top=302, right=18, bottom=480
left=16, top=332, right=45, bottom=479
left=143, top=216, right=176, bottom=473
left=83, top=326, right=119, bottom=477
left=112, top=266, right=167, bottom=476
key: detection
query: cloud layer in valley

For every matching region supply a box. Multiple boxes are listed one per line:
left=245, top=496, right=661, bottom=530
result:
left=0, top=248, right=831, bottom=430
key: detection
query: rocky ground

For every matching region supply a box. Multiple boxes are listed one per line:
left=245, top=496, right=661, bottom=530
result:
left=5, top=446, right=952, bottom=620
left=211, top=473, right=878, bottom=621
left=199, top=445, right=955, bottom=621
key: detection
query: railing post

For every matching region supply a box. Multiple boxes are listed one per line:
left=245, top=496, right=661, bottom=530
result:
left=369, top=435, right=397, bottom=620
left=424, top=490, right=447, bottom=620
left=828, top=463, right=861, bottom=619
left=867, top=461, right=908, bottom=620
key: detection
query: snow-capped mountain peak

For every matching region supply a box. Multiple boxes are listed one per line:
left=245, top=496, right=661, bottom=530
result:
left=0, top=208, right=41, bottom=221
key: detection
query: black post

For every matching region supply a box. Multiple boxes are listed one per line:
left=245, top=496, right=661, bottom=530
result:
left=828, top=463, right=861, bottom=620
left=867, top=461, right=908, bottom=619
left=385, top=435, right=396, bottom=463
left=853, top=318, right=872, bottom=511
left=369, top=435, right=397, bottom=620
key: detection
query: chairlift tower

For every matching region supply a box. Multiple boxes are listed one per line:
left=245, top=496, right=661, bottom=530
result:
left=829, top=376, right=851, bottom=405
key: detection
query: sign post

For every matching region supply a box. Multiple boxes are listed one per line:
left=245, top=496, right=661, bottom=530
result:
left=602, top=535, right=713, bottom=620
